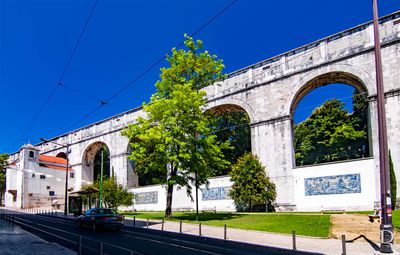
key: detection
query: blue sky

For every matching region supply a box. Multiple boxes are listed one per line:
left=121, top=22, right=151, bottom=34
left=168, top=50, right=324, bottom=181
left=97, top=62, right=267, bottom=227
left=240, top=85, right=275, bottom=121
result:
left=0, top=0, right=398, bottom=154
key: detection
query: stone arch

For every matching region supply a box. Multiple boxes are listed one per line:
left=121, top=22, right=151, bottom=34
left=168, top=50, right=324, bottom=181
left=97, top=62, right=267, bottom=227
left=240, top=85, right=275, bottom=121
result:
left=288, top=70, right=373, bottom=166
left=285, top=64, right=374, bottom=115
left=56, top=152, right=67, bottom=159
left=205, top=98, right=256, bottom=123
left=205, top=103, right=252, bottom=176
left=81, top=141, right=111, bottom=184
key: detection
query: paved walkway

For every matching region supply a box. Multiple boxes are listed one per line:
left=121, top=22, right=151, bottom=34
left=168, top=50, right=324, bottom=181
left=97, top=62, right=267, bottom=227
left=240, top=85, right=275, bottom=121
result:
left=123, top=217, right=400, bottom=255
left=0, top=218, right=76, bottom=255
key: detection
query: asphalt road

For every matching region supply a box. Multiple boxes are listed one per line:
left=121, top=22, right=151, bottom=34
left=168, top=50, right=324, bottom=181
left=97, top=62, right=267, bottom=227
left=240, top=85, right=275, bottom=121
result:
left=2, top=212, right=322, bottom=255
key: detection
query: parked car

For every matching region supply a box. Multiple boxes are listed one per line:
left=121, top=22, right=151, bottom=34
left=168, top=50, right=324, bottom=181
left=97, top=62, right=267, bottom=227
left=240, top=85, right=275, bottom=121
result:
left=77, top=208, right=124, bottom=231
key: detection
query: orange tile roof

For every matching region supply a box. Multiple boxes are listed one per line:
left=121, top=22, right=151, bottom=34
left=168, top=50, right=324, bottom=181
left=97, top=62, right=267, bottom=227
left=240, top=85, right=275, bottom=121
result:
left=39, top=154, right=67, bottom=164
left=39, top=154, right=73, bottom=171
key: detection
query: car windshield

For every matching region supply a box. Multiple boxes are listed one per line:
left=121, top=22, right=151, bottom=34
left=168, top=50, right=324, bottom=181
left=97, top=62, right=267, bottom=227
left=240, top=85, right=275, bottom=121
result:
left=87, top=208, right=116, bottom=215
left=97, top=209, right=116, bottom=215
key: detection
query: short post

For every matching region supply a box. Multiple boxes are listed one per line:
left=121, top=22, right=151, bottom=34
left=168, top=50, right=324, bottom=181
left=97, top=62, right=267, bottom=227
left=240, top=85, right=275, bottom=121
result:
left=133, top=216, right=136, bottom=227
left=99, top=241, right=103, bottom=255
left=341, top=234, right=346, bottom=255
left=147, top=218, right=149, bottom=228
left=161, top=219, right=164, bottom=231
left=199, top=222, right=202, bottom=236
left=292, top=230, right=297, bottom=250
left=77, top=235, right=82, bottom=255
left=129, top=251, right=134, bottom=255
left=179, top=220, right=182, bottom=234
left=224, top=224, right=227, bottom=240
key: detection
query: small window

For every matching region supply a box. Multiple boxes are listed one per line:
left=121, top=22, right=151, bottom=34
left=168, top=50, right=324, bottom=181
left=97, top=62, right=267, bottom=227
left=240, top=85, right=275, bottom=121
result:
left=70, top=172, right=74, bottom=179
left=29, top=151, right=34, bottom=158
left=46, top=186, right=50, bottom=190
left=49, top=191, right=55, bottom=196
left=28, top=193, right=33, bottom=197
left=40, top=175, right=46, bottom=179
left=32, top=174, right=35, bottom=178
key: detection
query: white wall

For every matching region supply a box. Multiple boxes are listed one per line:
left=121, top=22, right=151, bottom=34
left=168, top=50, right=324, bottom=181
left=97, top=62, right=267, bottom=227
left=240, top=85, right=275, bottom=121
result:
left=128, top=176, right=236, bottom=212
left=293, top=158, right=375, bottom=211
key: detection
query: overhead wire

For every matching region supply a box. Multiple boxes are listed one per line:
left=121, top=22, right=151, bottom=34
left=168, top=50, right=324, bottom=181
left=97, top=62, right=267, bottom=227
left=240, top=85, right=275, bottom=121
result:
left=18, top=0, right=99, bottom=143
left=65, top=0, right=240, bottom=131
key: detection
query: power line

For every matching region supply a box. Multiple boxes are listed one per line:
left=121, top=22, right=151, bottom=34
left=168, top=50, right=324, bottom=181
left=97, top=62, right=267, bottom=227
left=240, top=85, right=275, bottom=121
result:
left=66, top=0, right=240, bottom=131
left=19, top=0, right=99, bottom=142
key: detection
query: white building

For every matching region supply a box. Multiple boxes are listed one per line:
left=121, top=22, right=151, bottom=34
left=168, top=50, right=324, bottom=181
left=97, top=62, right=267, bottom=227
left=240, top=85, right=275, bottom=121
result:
left=5, top=144, right=74, bottom=209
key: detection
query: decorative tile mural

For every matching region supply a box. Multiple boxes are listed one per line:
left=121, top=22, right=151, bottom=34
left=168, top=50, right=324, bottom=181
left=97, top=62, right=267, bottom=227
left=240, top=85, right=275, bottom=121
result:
left=304, top=174, right=361, bottom=196
left=135, top=191, right=158, bottom=204
left=202, top=187, right=230, bottom=201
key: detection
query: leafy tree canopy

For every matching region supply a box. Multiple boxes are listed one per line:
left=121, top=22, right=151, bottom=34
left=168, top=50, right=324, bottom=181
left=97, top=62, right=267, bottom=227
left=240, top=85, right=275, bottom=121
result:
left=0, top=153, right=9, bottom=193
left=122, top=35, right=231, bottom=218
left=229, top=152, right=276, bottom=212
left=294, top=94, right=369, bottom=166
left=82, top=176, right=134, bottom=210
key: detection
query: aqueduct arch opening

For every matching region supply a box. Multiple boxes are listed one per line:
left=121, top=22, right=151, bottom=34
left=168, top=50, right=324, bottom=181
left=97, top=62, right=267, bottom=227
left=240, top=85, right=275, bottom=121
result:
left=290, top=71, right=372, bottom=166
left=81, top=142, right=110, bottom=184
left=206, top=104, right=251, bottom=175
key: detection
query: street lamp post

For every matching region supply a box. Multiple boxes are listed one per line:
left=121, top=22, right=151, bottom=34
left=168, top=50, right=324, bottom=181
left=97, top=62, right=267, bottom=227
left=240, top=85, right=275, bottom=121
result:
left=371, top=0, right=394, bottom=253
left=40, top=138, right=70, bottom=216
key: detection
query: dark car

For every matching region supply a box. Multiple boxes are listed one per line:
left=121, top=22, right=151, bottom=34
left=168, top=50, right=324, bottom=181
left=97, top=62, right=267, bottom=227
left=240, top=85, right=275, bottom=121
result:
left=77, top=208, right=124, bottom=231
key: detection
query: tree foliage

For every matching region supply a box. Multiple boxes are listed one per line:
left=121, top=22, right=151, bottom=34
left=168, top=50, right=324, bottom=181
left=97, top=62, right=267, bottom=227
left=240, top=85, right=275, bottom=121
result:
left=229, top=153, right=276, bottom=212
left=389, top=151, right=397, bottom=211
left=0, top=154, right=9, bottom=205
left=211, top=111, right=251, bottom=176
left=122, top=35, right=230, bottom=218
left=294, top=93, right=369, bottom=166
left=82, top=176, right=134, bottom=209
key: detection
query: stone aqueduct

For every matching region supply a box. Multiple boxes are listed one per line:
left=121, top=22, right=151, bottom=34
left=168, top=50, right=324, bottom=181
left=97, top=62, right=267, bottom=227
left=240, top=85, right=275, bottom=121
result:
left=15, top=11, right=400, bottom=210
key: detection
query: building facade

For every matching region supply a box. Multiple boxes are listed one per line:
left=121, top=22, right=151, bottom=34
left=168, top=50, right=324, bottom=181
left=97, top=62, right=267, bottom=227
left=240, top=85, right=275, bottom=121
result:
left=6, top=144, right=74, bottom=209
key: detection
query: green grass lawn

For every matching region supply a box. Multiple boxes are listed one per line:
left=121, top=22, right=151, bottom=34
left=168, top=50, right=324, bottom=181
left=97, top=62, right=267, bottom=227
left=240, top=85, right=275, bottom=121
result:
left=122, top=211, right=331, bottom=237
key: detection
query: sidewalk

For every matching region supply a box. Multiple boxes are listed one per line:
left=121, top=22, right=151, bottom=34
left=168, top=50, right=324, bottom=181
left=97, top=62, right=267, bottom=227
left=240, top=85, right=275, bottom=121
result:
left=0, top=219, right=76, bottom=255
left=123, top=217, right=400, bottom=255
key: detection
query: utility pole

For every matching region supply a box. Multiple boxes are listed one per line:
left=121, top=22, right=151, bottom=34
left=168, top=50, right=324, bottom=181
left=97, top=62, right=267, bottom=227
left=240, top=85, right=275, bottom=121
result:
left=372, top=0, right=394, bottom=253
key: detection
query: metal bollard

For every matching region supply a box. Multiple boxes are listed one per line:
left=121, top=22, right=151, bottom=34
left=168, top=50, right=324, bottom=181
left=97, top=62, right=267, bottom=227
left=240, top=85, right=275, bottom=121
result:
left=341, top=234, right=346, bottom=255
left=292, top=230, right=297, bottom=250
left=199, top=222, right=202, bottom=236
left=224, top=224, right=227, bottom=240
left=99, top=241, right=103, bottom=255
left=147, top=218, right=149, bottom=228
left=161, top=219, right=164, bottom=230
left=77, top=235, right=82, bottom=255
left=133, top=216, right=136, bottom=227
left=179, top=220, right=182, bottom=234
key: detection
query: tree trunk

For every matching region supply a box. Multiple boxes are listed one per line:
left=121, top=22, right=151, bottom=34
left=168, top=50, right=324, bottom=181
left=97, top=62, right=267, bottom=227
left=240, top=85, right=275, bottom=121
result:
left=165, top=183, right=174, bottom=218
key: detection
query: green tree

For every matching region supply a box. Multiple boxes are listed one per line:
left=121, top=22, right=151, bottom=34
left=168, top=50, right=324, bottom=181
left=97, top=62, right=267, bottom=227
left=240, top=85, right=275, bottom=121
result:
left=0, top=154, right=9, bottom=206
left=294, top=99, right=367, bottom=166
left=83, top=176, right=134, bottom=209
left=229, top=152, right=276, bottom=212
left=122, top=35, right=230, bottom=218
left=211, top=111, right=251, bottom=176
left=389, top=151, right=397, bottom=211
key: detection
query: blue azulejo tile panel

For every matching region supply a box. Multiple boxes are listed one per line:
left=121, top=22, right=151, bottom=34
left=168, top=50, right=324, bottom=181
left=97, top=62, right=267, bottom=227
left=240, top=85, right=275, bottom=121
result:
left=202, top=187, right=230, bottom=201
left=134, top=191, right=158, bottom=204
left=304, top=173, right=361, bottom=196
